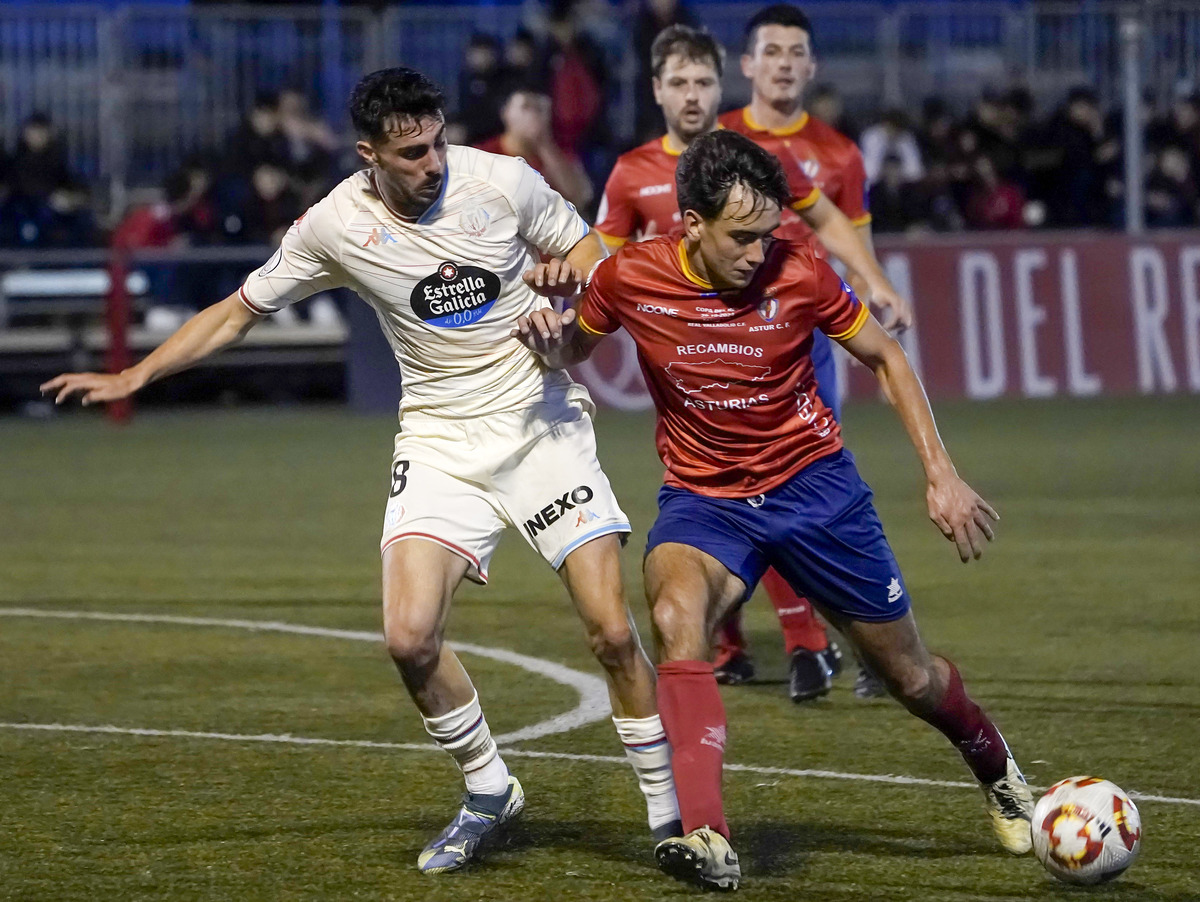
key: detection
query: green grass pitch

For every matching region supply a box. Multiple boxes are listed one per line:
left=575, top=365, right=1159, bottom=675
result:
left=1, top=396, right=1198, bottom=901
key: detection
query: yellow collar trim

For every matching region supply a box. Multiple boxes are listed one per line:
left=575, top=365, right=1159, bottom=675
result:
left=743, top=107, right=809, bottom=137
left=678, top=240, right=713, bottom=289
left=661, top=135, right=682, bottom=157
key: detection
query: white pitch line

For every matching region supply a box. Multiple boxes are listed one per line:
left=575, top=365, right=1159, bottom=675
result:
left=4, top=608, right=1198, bottom=809
left=3, top=721, right=1199, bottom=808
left=0, top=607, right=610, bottom=744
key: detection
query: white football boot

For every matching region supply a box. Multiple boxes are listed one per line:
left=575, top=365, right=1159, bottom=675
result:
left=655, top=825, right=741, bottom=891
left=982, top=753, right=1035, bottom=854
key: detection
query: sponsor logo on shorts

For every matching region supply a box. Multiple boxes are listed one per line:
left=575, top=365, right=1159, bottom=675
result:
left=411, top=261, right=502, bottom=329
left=887, top=577, right=903, bottom=604
left=575, top=508, right=598, bottom=527
left=524, top=485, right=595, bottom=538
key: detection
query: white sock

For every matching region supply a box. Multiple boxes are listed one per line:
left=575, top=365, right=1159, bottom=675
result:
left=613, top=714, right=680, bottom=833
left=422, top=692, right=510, bottom=796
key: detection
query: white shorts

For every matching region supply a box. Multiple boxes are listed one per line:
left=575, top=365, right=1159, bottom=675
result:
left=380, top=395, right=630, bottom=583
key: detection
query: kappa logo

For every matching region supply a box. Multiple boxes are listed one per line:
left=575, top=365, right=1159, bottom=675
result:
left=575, top=508, right=599, bottom=527
left=700, top=725, right=727, bottom=751
left=800, top=159, right=820, bottom=180
left=362, top=226, right=399, bottom=246
left=887, top=577, right=903, bottom=604
left=524, top=485, right=595, bottom=538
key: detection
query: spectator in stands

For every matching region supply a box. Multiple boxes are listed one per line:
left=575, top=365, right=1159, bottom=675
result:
left=457, top=33, right=510, bottom=145
left=919, top=160, right=966, bottom=232
left=632, top=0, right=699, bottom=143
left=504, top=28, right=544, bottom=89
left=540, top=0, right=610, bottom=164
left=226, top=91, right=289, bottom=177
left=860, top=109, right=924, bottom=186
left=476, top=86, right=594, bottom=210
left=808, top=83, right=858, bottom=142
left=0, top=112, right=95, bottom=247
left=1044, top=87, right=1111, bottom=227
left=965, top=155, right=1026, bottom=230
left=868, top=154, right=926, bottom=233
left=916, top=96, right=956, bottom=167
left=276, top=89, right=338, bottom=206
left=1147, top=88, right=1200, bottom=170
left=237, top=162, right=301, bottom=246
left=1145, top=145, right=1198, bottom=228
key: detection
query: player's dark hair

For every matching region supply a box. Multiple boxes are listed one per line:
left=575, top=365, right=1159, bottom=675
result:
left=744, top=4, right=814, bottom=53
left=676, top=131, right=790, bottom=222
left=349, top=67, right=445, bottom=142
left=651, top=25, right=725, bottom=79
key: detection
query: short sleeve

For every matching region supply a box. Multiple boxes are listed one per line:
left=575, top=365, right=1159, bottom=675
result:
left=594, top=161, right=636, bottom=247
left=576, top=255, right=622, bottom=336
left=788, top=167, right=821, bottom=213
left=492, top=154, right=589, bottom=259
left=812, top=254, right=869, bottom=341
left=838, top=144, right=872, bottom=226
left=239, top=198, right=343, bottom=314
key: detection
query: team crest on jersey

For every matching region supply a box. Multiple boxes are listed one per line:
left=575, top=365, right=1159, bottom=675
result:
left=412, top=261, right=502, bottom=328
left=757, top=296, right=779, bottom=322
left=459, top=203, right=490, bottom=237
left=801, top=159, right=820, bottom=179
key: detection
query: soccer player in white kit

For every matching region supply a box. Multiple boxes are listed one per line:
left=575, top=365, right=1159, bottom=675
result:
left=42, top=68, right=681, bottom=874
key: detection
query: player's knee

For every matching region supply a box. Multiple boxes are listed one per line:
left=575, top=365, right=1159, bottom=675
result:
left=585, top=619, right=637, bottom=669
left=649, top=594, right=699, bottom=655
left=384, top=620, right=441, bottom=672
left=886, top=660, right=938, bottom=710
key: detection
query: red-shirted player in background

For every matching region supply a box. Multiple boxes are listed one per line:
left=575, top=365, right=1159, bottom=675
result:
left=513, top=130, right=1033, bottom=891
left=597, top=22, right=911, bottom=701
left=718, top=4, right=915, bottom=699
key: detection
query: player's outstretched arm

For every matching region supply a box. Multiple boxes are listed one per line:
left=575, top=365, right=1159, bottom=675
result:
left=40, top=292, right=263, bottom=406
left=839, top=314, right=997, bottom=563
left=509, top=306, right=603, bottom=369
left=522, top=231, right=607, bottom=299
left=800, top=195, right=913, bottom=331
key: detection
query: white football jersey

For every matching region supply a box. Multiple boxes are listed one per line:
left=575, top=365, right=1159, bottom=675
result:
left=240, top=145, right=591, bottom=418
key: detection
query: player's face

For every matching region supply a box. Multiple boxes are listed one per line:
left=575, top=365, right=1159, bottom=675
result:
left=741, top=24, right=816, bottom=106
left=653, top=55, right=722, bottom=143
left=685, top=183, right=781, bottom=290
left=357, top=114, right=448, bottom=216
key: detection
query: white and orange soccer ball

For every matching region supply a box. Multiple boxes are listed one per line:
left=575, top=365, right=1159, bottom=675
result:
left=1032, top=776, right=1142, bottom=885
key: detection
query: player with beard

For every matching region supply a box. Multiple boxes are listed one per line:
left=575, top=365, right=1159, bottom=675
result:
left=597, top=23, right=911, bottom=701
left=514, top=130, right=1033, bottom=891
left=42, top=67, right=681, bottom=875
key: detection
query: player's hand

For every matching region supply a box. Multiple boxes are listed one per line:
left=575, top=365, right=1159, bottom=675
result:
left=522, top=258, right=584, bottom=298
left=39, top=371, right=141, bottom=406
left=509, top=306, right=577, bottom=357
left=926, top=475, right=998, bottom=563
left=869, top=282, right=914, bottom=333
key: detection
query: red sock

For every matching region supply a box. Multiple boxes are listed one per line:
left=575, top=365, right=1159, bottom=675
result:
left=656, top=660, right=730, bottom=838
left=761, top=568, right=828, bottom=654
left=918, top=659, right=1009, bottom=784
left=716, top=611, right=746, bottom=665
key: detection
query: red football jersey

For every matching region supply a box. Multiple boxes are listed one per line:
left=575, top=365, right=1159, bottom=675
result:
left=596, top=134, right=820, bottom=246
left=719, top=108, right=871, bottom=242
left=577, top=236, right=869, bottom=497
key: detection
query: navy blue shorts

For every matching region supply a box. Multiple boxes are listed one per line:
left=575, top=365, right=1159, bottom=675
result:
left=645, top=449, right=911, bottom=623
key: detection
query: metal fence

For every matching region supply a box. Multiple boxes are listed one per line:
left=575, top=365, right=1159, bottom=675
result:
left=3, top=2, right=1199, bottom=211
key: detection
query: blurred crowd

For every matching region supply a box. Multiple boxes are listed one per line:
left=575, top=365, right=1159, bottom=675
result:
left=2, top=0, right=1200, bottom=249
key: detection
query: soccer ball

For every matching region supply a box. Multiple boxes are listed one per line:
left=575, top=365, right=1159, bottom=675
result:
left=1032, top=776, right=1141, bottom=885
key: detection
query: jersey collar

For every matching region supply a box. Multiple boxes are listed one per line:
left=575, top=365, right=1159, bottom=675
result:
left=742, top=107, right=809, bottom=137
left=677, top=240, right=714, bottom=290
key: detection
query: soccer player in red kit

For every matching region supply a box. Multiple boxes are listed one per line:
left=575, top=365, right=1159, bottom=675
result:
left=597, top=22, right=912, bottom=700
left=512, top=131, right=1033, bottom=891
left=717, top=3, right=914, bottom=699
